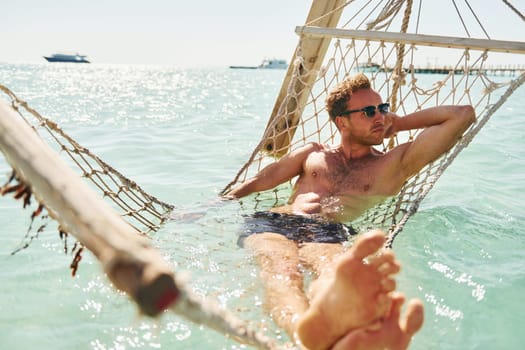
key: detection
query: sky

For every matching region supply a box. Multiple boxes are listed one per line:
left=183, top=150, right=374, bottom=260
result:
left=0, top=0, right=309, bottom=67
left=1, top=0, right=524, bottom=67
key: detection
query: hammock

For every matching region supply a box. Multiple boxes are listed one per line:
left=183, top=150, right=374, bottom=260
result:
left=221, top=0, right=525, bottom=247
left=0, top=0, right=524, bottom=349
left=0, top=87, right=282, bottom=349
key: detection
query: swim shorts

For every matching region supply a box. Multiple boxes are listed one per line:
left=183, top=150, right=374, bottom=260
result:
left=239, top=211, right=357, bottom=246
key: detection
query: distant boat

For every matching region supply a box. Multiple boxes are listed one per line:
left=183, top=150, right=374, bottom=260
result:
left=258, top=58, right=288, bottom=69
left=230, top=58, right=288, bottom=70
left=43, top=53, right=90, bottom=63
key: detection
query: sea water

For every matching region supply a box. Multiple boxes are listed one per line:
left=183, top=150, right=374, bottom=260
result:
left=0, top=62, right=523, bottom=350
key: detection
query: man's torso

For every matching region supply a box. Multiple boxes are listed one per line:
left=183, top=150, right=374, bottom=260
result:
left=281, top=143, right=407, bottom=222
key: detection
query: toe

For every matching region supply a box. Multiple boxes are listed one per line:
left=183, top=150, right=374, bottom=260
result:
left=350, top=230, right=386, bottom=260
left=403, top=299, right=424, bottom=335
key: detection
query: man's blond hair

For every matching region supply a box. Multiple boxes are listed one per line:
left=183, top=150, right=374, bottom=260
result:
left=326, top=73, right=371, bottom=122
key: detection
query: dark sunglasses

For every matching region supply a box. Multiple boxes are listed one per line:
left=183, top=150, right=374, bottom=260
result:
left=341, top=103, right=390, bottom=118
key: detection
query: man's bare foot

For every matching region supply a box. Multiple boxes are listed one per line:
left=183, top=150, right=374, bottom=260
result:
left=296, top=230, right=400, bottom=350
left=331, top=293, right=424, bottom=350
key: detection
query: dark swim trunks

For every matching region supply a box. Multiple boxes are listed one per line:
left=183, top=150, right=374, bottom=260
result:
left=239, top=211, right=357, bottom=246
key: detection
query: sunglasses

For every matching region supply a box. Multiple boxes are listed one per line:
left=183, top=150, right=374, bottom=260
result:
left=341, top=103, right=390, bottom=118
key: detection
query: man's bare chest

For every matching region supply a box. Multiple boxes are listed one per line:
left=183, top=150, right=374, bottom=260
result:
left=304, top=151, right=387, bottom=195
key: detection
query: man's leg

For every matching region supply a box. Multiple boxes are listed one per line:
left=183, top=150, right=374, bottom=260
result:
left=296, top=230, right=401, bottom=350
left=243, top=232, right=308, bottom=337
left=297, top=240, right=345, bottom=300
left=331, top=293, right=424, bottom=350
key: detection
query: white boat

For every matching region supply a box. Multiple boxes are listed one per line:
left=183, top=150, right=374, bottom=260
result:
left=43, top=53, right=90, bottom=63
left=258, top=58, right=288, bottom=69
left=229, top=58, right=288, bottom=70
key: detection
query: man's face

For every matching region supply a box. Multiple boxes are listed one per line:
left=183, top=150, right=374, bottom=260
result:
left=341, top=89, right=387, bottom=145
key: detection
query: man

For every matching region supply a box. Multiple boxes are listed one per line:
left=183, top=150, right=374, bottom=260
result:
left=225, top=73, right=475, bottom=349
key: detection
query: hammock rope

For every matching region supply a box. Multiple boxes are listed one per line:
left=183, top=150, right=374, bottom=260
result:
left=0, top=84, right=174, bottom=236
left=0, top=86, right=286, bottom=350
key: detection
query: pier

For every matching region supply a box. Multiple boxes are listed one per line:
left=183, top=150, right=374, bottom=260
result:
left=408, top=65, right=524, bottom=76
left=360, top=64, right=525, bottom=76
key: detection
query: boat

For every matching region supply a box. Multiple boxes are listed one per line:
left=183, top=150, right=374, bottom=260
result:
left=229, top=58, right=288, bottom=70
left=43, top=53, right=90, bottom=63
left=258, top=58, right=288, bottom=69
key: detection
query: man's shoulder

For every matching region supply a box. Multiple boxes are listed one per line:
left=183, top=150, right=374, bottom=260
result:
left=293, top=142, right=338, bottom=160
left=386, top=142, right=412, bottom=157
left=299, top=142, right=327, bottom=152
left=381, top=142, right=414, bottom=179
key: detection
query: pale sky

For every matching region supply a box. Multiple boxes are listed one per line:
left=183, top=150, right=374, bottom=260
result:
left=1, top=0, right=523, bottom=67
left=0, top=0, right=309, bottom=67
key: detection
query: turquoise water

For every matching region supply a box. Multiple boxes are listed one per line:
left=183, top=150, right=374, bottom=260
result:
left=0, top=62, right=524, bottom=349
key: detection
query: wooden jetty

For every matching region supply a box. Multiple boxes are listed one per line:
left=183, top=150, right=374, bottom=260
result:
left=363, top=64, right=525, bottom=76
left=412, top=65, right=523, bottom=76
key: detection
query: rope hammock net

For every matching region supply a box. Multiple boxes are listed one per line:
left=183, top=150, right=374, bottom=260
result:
left=0, top=0, right=524, bottom=348
left=0, top=84, right=174, bottom=238
left=0, top=85, right=281, bottom=349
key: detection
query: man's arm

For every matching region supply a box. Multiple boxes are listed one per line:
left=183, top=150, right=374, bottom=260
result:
left=388, top=105, right=476, bottom=179
left=224, top=142, right=320, bottom=199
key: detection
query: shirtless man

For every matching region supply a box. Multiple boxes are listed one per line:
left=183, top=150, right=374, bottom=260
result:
left=225, top=73, right=475, bottom=349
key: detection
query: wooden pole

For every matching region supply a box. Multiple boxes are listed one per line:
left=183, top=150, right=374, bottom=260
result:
left=0, top=96, right=283, bottom=348
left=0, top=99, right=179, bottom=317
left=294, top=26, right=525, bottom=54
left=262, top=0, right=346, bottom=157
